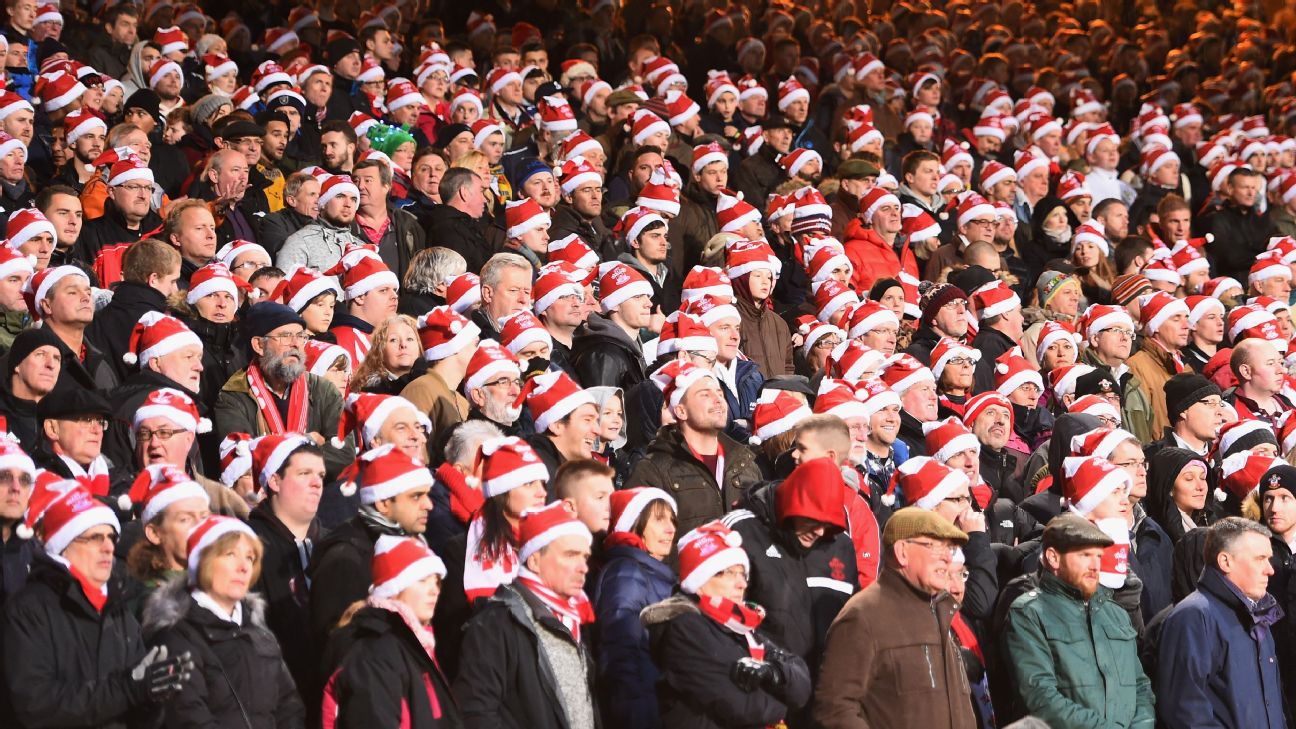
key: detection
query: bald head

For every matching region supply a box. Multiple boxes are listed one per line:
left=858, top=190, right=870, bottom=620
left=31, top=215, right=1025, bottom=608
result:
left=1232, top=337, right=1285, bottom=395
left=963, top=242, right=1001, bottom=271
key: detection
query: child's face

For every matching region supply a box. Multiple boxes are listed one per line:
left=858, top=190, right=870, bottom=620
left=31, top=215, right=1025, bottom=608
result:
left=163, top=122, right=185, bottom=144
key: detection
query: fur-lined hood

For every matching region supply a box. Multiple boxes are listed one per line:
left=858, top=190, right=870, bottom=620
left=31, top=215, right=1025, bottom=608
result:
left=142, top=575, right=268, bottom=635
left=639, top=594, right=699, bottom=627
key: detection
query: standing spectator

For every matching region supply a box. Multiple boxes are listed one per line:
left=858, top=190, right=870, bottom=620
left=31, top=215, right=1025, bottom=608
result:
left=1002, top=513, right=1155, bottom=727
left=426, top=169, right=499, bottom=274
left=86, top=4, right=137, bottom=80
left=813, top=507, right=975, bottom=729
left=1125, top=292, right=1191, bottom=436
left=0, top=438, right=34, bottom=607
left=1157, top=517, right=1286, bottom=729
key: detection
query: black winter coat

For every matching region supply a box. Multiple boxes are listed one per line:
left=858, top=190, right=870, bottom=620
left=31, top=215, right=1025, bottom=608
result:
left=0, top=527, right=33, bottom=609
left=100, top=369, right=205, bottom=474
left=0, top=553, right=158, bottom=729
left=641, top=595, right=812, bottom=729
left=258, top=208, right=315, bottom=260
left=178, top=313, right=246, bottom=414
left=1202, top=201, right=1275, bottom=283
left=325, top=606, right=463, bottom=729
left=0, top=380, right=38, bottom=453
left=972, top=326, right=1017, bottom=395
left=454, top=582, right=600, bottom=729
left=550, top=203, right=618, bottom=262
left=729, top=146, right=785, bottom=211
left=308, top=515, right=406, bottom=643
left=570, top=313, right=646, bottom=391
left=426, top=205, right=500, bottom=275
left=85, top=281, right=168, bottom=385
left=142, top=579, right=305, bottom=729
left=74, top=200, right=164, bottom=265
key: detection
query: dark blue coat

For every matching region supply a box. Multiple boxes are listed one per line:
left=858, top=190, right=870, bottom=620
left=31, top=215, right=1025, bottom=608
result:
left=1129, top=510, right=1174, bottom=625
left=590, top=545, right=675, bottom=729
left=720, top=358, right=765, bottom=443
left=1156, top=566, right=1287, bottom=729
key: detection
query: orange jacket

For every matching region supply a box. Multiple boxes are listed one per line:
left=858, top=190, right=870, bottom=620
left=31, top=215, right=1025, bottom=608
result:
left=842, top=218, right=919, bottom=293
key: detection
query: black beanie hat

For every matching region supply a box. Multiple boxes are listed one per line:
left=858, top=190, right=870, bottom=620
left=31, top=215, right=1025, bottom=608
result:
left=1165, top=372, right=1222, bottom=425
left=6, top=326, right=65, bottom=376
left=1259, top=464, right=1296, bottom=505
left=244, top=302, right=307, bottom=358
left=326, top=37, right=362, bottom=68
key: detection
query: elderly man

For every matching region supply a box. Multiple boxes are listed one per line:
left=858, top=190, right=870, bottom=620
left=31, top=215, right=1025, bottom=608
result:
left=214, top=302, right=353, bottom=480
left=353, top=158, right=425, bottom=278
left=29, top=265, right=117, bottom=389
left=1226, top=338, right=1293, bottom=424
left=460, top=343, right=524, bottom=436
left=814, top=507, right=974, bottom=729
left=472, top=252, right=532, bottom=338
left=1158, top=517, right=1285, bottom=729
left=1126, top=292, right=1191, bottom=436
left=455, top=502, right=598, bottom=729
left=429, top=168, right=499, bottom=274
left=426, top=419, right=503, bottom=555
left=1003, top=514, right=1155, bottom=728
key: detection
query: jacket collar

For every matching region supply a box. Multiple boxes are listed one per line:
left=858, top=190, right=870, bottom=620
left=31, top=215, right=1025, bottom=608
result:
left=1197, top=565, right=1284, bottom=628
left=1038, top=568, right=1111, bottom=606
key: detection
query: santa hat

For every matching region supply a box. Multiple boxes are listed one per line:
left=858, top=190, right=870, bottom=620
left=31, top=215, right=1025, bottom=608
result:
left=463, top=342, right=521, bottom=394
left=828, top=340, right=885, bottom=381
left=616, top=206, right=666, bottom=247
left=1078, top=304, right=1135, bottom=342
left=725, top=238, right=779, bottom=279
left=478, top=436, right=550, bottom=498
left=186, top=262, right=247, bottom=306
left=630, top=108, right=670, bottom=145
left=848, top=122, right=884, bottom=152
left=417, top=306, right=479, bottom=362
left=532, top=264, right=584, bottom=316
left=779, top=148, right=822, bottom=179
left=22, top=265, right=86, bottom=321
left=1049, top=364, right=1097, bottom=400
left=1071, top=219, right=1109, bottom=257
left=813, top=379, right=867, bottom=420
left=106, top=153, right=151, bottom=186
left=522, top=370, right=596, bottom=433
left=1062, top=455, right=1131, bottom=515
left=264, top=27, right=299, bottom=54
left=813, top=279, right=858, bottom=322
left=678, top=520, right=749, bottom=594
left=923, top=418, right=981, bottom=463
left=1141, top=252, right=1181, bottom=286
left=354, top=444, right=435, bottom=505
left=642, top=55, right=679, bottom=87
left=1067, top=392, right=1122, bottom=423
left=879, top=353, right=935, bottom=393
left=318, top=174, right=360, bottom=208
left=656, top=311, right=716, bottom=356
left=904, top=105, right=935, bottom=130
left=126, top=464, right=209, bottom=524
left=979, top=161, right=1015, bottom=194
left=0, top=92, right=31, bottom=125
left=5, top=208, right=55, bottom=255
left=353, top=57, right=384, bottom=85
left=1250, top=252, right=1291, bottom=285
left=384, top=79, right=423, bottom=112
left=335, top=256, right=398, bottom=302
left=146, top=59, right=182, bottom=90
left=777, top=76, right=809, bottom=111
left=703, top=72, right=739, bottom=109
left=0, top=246, right=32, bottom=283
left=1069, top=427, right=1136, bottom=460
left=499, top=310, right=552, bottom=356
left=972, top=280, right=1020, bottom=319
left=334, top=393, right=428, bottom=450
left=963, top=391, right=1012, bottom=428
left=1184, top=295, right=1225, bottom=328
left=901, top=203, right=942, bottom=241
left=715, top=189, right=759, bottom=233
left=153, top=25, right=189, bottom=55
left=1220, top=451, right=1282, bottom=500
left=537, top=95, right=578, bottom=133
left=858, top=187, right=900, bottom=223
left=1227, top=304, right=1278, bottom=342
left=547, top=234, right=599, bottom=272
left=681, top=266, right=733, bottom=304
left=370, top=534, right=446, bottom=598
left=557, top=132, right=603, bottom=163
left=994, top=352, right=1044, bottom=397
left=504, top=197, right=551, bottom=240
left=610, top=487, right=677, bottom=535
left=1035, top=321, right=1080, bottom=363
left=684, top=293, right=742, bottom=328
left=557, top=156, right=601, bottom=196
left=134, top=387, right=211, bottom=433
left=123, top=311, right=203, bottom=367
left=1138, top=291, right=1190, bottom=334
left=930, top=337, right=980, bottom=380
left=750, top=390, right=812, bottom=444
left=219, top=433, right=254, bottom=487
left=662, top=89, right=699, bottom=127
left=63, top=109, right=107, bottom=146
left=597, top=261, right=653, bottom=312
left=274, top=266, right=341, bottom=312
left=518, top=501, right=593, bottom=562
left=890, top=456, right=969, bottom=510
left=443, top=272, right=481, bottom=314
left=1013, top=150, right=1048, bottom=180
left=845, top=300, right=898, bottom=340
left=215, top=239, right=269, bottom=271
left=635, top=166, right=681, bottom=216
left=651, top=359, right=718, bottom=408
left=185, top=515, right=256, bottom=581
left=849, top=379, right=899, bottom=419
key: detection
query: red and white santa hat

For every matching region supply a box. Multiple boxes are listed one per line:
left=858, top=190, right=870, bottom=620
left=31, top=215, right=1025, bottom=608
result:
left=1048, top=363, right=1096, bottom=400
left=5, top=207, right=55, bottom=254
left=468, top=118, right=503, bottom=151
left=1036, top=321, right=1080, bottom=362
left=464, top=342, right=521, bottom=393
left=777, top=76, right=809, bottom=110
left=1062, top=455, right=1131, bottom=515
left=610, top=487, right=677, bottom=535
left=417, top=306, right=480, bottom=362
left=18, top=475, right=113, bottom=549
left=829, top=340, right=885, bottom=381
left=684, top=293, right=742, bottom=328
left=978, top=161, right=1016, bottom=194
left=682, top=266, right=733, bottom=303
left=1227, top=304, right=1276, bottom=342
left=204, top=53, right=238, bottom=82
left=657, top=311, right=718, bottom=356
left=186, top=515, right=256, bottom=581
left=813, top=378, right=868, bottom=420
left=1220, top=450, right=1282, bottom=500
left=859, top=187, right=901, bottom=224
left=1250, top=295, right=1289, bottom=319
left=523, top=370, right=596, bottom=433
left=962, top=392, right=1012, bottom=429
left=532, top=264, right=584, bottom=316
left=1078, top=304, right=1135, bottom=341
left=848, top=122, right=884, bottom=152
left=334, top=393, right=428, bottom=450
left=125, top=464, right=208, bottom=524
left=879, top=353, right=935, bottom=393
left=537, top=95, right=579, bottom=133
left=107, top=153, right=151, bottom=186
left=929, top=337, right=980, bottom=380
left=33, top=3, right=60, bottom=26
left=219, top=432, right=253, bottom=487
left=354, top=443, right=435, bottom=505
left=186, top=262, right=247, bottom=306
left=123, top=311, right=203, bottom=367
left=616, top=206, right=667, bottom=246
left=384, top=79, right=423, bottom=112
left=678, top=520, right=749, bottom=594
left=339, top=257, right=399, bottom=301
left=923, top=417, right=981, bottom=463
left=518, top=501, right=593, bottom=562
left=557, top=156, right=601, bottom=196
left=1138, top=291, right=1190, bottom=334
left=215, top=239, right=269, bottom=271
left=779, top=148, right=822, bottom=179
left=1184, top=295, right=1225, bottom=328
left=134, top=387, right=211, bottom=434
left=557, top=131, right=603, bottom=163
left=445, top=272, right=481, bottom=314
left=994, top=351, right=1044, bottom=397
left=725, top=238, right=779, bottom=279
left=661, top=88, right=699, bottom=127
left=371, top=534, right=446, bottom=598
left=851, top=378, right=900, bottom=418
left=146, top=58, right=182, bottom=90
left=692, top=141, right=729, bottom=175
left=485, top=66, right=522, bottom=95
left=1250, top=251, right=1292, bottom=285
left=449, top=87, right=482, bottom=115
left=153, top=25, right=189, bottom=55
left=500, top=310, right=552, bottom=356
left=890, top=456, right=970, bottom=509
left=315, top=171, right=359, bottom=206
left=796, top=316, right=840, bottom=355
left=630, top=108, right=670, bottom=145
left=1070, top=427, right=1136, bottom=460
left=504, top=197, right=551, bottom=240
left=901, top=202, right=942, bottom=241
left=22, top=264, right=85, bottom=321
left=635, top=165, right=681, bottom=216
left=651, top=359, right=718, bottom=408
left=845, top=300, right=898, bottom=340
left=971, top=280, right=1021, bottom=320
left=477, top=436, right=551, bottom=498
left=1071, top=219, right=1108, bottom=257
left=0, top=245, right=30, bottom=283
left=1068, top=394, right=1122, bottom=425
left=63, top=108, right=106, bottom=146
left=1279, top=411, right=1296, bottom=456
left=275, top=266, right=341, bottom=312
left=0, top=92, right=31, bottom=125
left=813, top=279, right=858, bottom=322
left=904, top=104, right=935, bottom=130
left=715, top=189, right=760, bottom=233
left=597, top=261, right=654, bottom=313
left=751, top=390, right=812, bottom=444
left=547, top=234, right=599, bottom=272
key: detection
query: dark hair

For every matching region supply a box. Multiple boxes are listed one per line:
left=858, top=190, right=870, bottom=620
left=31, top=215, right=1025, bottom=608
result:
left=553, top=458, right=615, bottom=501
left=35, top=184, right=78, bottom=215
left=359, top=25, right=389, bottom=49
left=1229, top=166, right=1262, bottom=182
left=321, top=119, right=357, bottom=144
left=475, top=495, right=521, bottom=562
left=267, top=442, right=325, bottom=491
left=103, top=4, right=138, bottom=24
left=439, top=167, right=480, bottom=203
left=1114, top=236, right=1154, bottom=273
left=1203, top=516, right=1271, bottom=568
left=354, top=158, right=392, bottom=187
left=1091, top=197, right=1127, bottom=219
left=901, top=150, right=940, bottom=178
left=630, top=219, right=666, bottom=247
left=634, top=144, right=663, bottom=162
left=630, top=499, right=676, bottom=538
left=519, top=40, right=545, bottom=56
left=249, top=266, right=285, bottom=286
left=412, top=145, right=443, bottom=167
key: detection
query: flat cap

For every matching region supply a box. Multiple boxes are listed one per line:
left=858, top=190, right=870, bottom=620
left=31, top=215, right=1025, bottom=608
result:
left=837, top=158, right=880, bottom=179
left=1042, top=513, right=1114, bottom=553
left=605, top=88, right=643, bottom=108
left=882, top=507, right=969, bottom=547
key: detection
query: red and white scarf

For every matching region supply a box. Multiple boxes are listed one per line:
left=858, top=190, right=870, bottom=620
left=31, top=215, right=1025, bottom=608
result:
left=246, top=362, right=309, bottom=434
left=463, top=516, right=519, bottom=601
left=517, top=566, right=595, bottom=642
left=697, top=593, right=766, bottom=659
left=59, top=453, right=111, bottom=497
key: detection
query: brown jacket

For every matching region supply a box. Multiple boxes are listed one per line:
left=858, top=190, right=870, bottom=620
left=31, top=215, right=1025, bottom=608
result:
left=813, top=568, right=975, bottom=729
left=400, top=369, right=469, bottom=440
left=736, top=296, right=793, bottom=378
left=1125, top=340, right=1178, bottom=437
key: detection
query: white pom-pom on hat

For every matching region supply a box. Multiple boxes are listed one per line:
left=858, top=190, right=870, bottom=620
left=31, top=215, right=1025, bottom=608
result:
left=1214, top=487, right=1228, bottom=502
left=996, top=362, right=1009, bottom=374
left=117, top=493, right=132, bottom=511
left=15, top=523, right=32, bottom=539
left=339, top=480, right=357, bottom=497
left=722, top=531, right=743, bottom=547
left=122, top=352, right=137, bottom=364
left=881, top=493, right=896, bottom=506
left=197, top=418, right=212, bottom=434
left=331, top=436, right=347, bottom=448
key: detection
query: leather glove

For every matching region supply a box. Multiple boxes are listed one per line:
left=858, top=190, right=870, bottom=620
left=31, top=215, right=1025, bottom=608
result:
left=730, top=656, right=772, bottom=692
left=130, top=646, right=194, bottom=702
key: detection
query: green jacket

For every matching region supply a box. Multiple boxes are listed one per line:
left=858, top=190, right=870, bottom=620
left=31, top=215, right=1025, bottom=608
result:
left=1079, top=349, right=1155, bottom=445
left=0, top=307, right=26, bottom=356
left=1003, top=571, right=1155, bottom=729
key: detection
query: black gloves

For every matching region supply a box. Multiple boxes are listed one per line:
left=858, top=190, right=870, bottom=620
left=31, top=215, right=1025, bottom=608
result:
left=130, top=646, right=194, bottom=703
left=731, top=655, right=786, bottom=693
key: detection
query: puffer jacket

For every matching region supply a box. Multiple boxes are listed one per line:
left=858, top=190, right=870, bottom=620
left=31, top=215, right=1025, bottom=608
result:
left=277, top=219, right=366, bottom=274
left=718, top=357, right=765, bottom=443
left=569, top=313, right=646, bottom=391
left=142, top=579, right=305, bottom=729
left=842, top=219, right=919, bottom=294
left=723, top=479, right=857, bottom=674
left=625, top=424, right=762, bottom=537
left=1002, top=570, right=1154, bottom=728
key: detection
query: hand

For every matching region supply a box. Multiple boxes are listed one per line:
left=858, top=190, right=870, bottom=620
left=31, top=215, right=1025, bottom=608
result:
left=131, top=646, right=194, bottom=702
left=731, top=656, right=770, bottom=692
left=956, top=509, right=986, bottom=534
left=306, top=431, right=326, bottom=447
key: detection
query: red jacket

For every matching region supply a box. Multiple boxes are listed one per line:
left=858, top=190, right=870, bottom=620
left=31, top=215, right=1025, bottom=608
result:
left=842, top=218, right=919, bottom=293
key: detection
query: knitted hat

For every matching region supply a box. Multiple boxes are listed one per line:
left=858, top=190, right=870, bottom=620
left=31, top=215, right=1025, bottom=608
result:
left=477, top=436, right=549, bottom=498
left=522, top=370, right=596, bottom=433
left=918, top=283, right=968, bottom=330
left=185, top=515, right=256, bottom=581
left=123, top=311, right=203, bottom=367
left=890, top=456, right=970, bottom=509
left=677, top=520, right=749, bottom=594
left=133, top=387, right=211, bottom=433
left=1165, top=372, right=1222, bottom=424
left=371, top=535, right=446, bottom=598
left=1110, top=274, right=1153, bottom=306
left=1216, top=419, right=1278, bottom=460
left=417, top=306, right=479, bottom=362
left=1062, top=455, right=1131, bottom=515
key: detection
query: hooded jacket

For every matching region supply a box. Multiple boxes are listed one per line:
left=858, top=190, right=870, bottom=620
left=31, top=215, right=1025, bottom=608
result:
left=570, top=313, right=646, bottom=391
left=259, top=207, right=317, bottom=260
left=1144, top=447, right=1211, bottom=545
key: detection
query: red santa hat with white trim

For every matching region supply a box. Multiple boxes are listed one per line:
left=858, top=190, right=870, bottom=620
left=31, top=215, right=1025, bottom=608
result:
left=678, top=520, right=749, bottom=594
left=486, top=66, right=522, bottom=95
left=683, top=266, right=733, bottom=303
left=630, top=108, right=670, bottom=145
left=354, top=444, right=435, bottom=505
left=124, top=464, right=209, bottom=524
left=334, top=393, right=429, bottom=451
left=971, top=280, right=1021, bottom=320
left=715, top=189, right=760, bottom=233
left=532, top=264, right=585, bottom=316
left=1250, top=251, right=1292, bottom=286
left=635, top=165, right=681, bottom=216
left=63, top=108, right=106, bottom=146
left=888, top=456, right=970, bottom=509
left=879, top=353, right=935, bottom=393
left=318, top=174, right=360, bottom=207
left=1048, top=363, right=1097, bottom=400
left=417, top=306, right=480, bottom=362
left=186, top=515, right=256, bottom=581
left=610, top=487, right=677, bottom=535
left=1070, top=427, right=1137, bottom=459
left=371, top=535, right=446, bottom=598
left=656, top=310, right=718, bottom=356
left=1078, top=303, right=1135, bottom=341
left=274, top=266, right=342, bottom=312
left=4, top=208, right=53, bottom=256
left=994, top=351, right=1044, bottom=397
left=123, top=311, right=203, bottom=367
left=1068, top=395, right=1122, bottom=425
left=547, top=234, right=600, bottom=273
left=1063, top=455, right=1131, bottom=515
left=662, top=89, right=699, bottom=127
left=813, top=378, right=868, bottom=420
left=500, top=310, right=552, bottom=356
left=336, top=256, right=399, bottom=302
left=829, top=340, right=885, bottom=381
left=929, top=337, right=981, bottom=380
left=692, top=142, right=729, bottom=174
left=779, top=147, right=822, bottom=178
left=963, top=391, right=1013, bottom=428
left=923, top=417, right=981, bottom=463
left=134, top=387, right=211, bottom=433
left=463, top=341, right=521, bottom=394
left=538, top=95, right=579, bottom=133
left=1220, top=451, right=1283, bottom=500
left=505, top=197, right=551, bottom=240
left=557, top=156, right=602, bottom=196
left=521, top=370, right=596, bottom=433
left=1071, top=219, right=1109, bottom=257
left=21, top=264, right=85, bottom=321
left=750, top=389, right=812, bottom=444
left=597, top=261, right=654, bottom=313
left=186, top=262, right=249, bottom=306
left=856, top=378, right=903, bottom=418
left=651, top=359, right=718, bottom=408
left=812, top=279, right=858, bottom=322
left=1185, top=295, right=1225, bottom=328
left=519, top=501, right=593, bottom=562
left=477, top=436, right=550, bottom=498
left=1035, top=321, right=1080, bottom=364
left=845, top=300, right=898, bottom=340
left=617, top=206, right=667, bottom=247
left=445, top=272, right=481, bottom=314
left=218, top=433, right=253, bottom=487
left=725, top=238, right=780, bottom=278
left=1138, top=291, right=1190, bottom=334
left=777, top=76, right=809, bottom=110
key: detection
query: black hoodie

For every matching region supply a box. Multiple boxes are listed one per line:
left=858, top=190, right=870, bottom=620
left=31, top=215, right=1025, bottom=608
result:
left=1145, top=447, right=1213, bottom=545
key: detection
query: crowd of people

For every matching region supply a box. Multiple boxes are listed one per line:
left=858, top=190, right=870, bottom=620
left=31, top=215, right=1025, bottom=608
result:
left=4, top=0, right=1296, bottom=727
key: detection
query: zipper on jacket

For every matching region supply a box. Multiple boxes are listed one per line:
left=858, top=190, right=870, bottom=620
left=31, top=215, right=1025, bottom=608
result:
left=922, top=645, right=936, bottom=689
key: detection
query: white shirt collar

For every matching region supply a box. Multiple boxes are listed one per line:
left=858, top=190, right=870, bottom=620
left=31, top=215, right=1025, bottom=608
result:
left=193, top=590, right=243, bottom=625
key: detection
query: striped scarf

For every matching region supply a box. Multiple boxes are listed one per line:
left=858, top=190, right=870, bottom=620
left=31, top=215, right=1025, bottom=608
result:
left=517, top=566, right=595, bottom=642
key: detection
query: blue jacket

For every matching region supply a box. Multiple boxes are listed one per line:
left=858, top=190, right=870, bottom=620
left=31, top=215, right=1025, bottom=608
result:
left=1129, top=509, right=1174, bottom=624
left=720, top=357, right=765, bottom=443
left=1156, top=565, right=1287, bottom=729
left=591, top=545, right=676, bottom=729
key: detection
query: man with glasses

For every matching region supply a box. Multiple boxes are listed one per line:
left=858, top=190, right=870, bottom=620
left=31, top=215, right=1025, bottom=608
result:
left=815, top=507, right=975, bottom=729
left=1147, top=372, right=1225, bottom=459
left=1079, top=302, right=1156, bottom=444
left=923, top=193, right=997, bottom=282
left=0, top=438, right=34, bottom=606
left=215, top=302, right=353, bottom=481
left=1125, top=291, right=1191, bottom=436
left=1002, top=513, right=1154, bottom=728
left=461, top=343, right=524, bottom=437
left=76, top=152, right=162, bottom=262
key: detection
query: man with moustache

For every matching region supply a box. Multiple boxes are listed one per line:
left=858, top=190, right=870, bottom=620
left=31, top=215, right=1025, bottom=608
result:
left=214, top=302, right=354, bottom=481
left=1002, top=513, right=1155, bottom=728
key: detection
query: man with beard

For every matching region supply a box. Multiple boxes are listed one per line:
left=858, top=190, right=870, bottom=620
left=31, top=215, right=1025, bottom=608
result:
left=278, top=174, right=364, bottom=274
left=214, top=302, right=353, bottom=481
left=254, top=110, right=290, bottom=209
left=318, top=120, right=356, bottom=175
left=146, top=57, right=184, bottom=117
left=1003, top=513, right=1153, bottom=727
left=56, top=108, right=105, bottom=191
left=460, top=343, right=524, bottom=437
left=260, top=172, right=319, bottom=260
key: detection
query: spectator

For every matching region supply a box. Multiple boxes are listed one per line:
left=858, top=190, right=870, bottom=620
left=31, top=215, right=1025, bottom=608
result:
left=278, top=174, right=365, bottom=274
left=1125, top=293, right=1190, bottom=436
left=0, top=439, right=34, bottom=606
left=0, top=326, right=61, bottom=451
left=571, top=261, right=652, bottom=390
left=84, top=238, right=179, bottom=383
left=1226, top=338, right=1293, bottom=425
left=521, top=370, right=600, bottom=482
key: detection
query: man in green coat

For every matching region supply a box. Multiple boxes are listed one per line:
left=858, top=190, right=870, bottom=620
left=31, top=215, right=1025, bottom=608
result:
left=1002, top=514, right=1155, bottom=729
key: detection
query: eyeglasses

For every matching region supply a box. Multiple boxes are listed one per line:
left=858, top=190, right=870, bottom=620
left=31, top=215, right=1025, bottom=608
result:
left=117, top=183, right=151, bottom=194
left=718, top=566, right=748, bottom=580
left=690, top=352, right=718, bottom=366
left=482, top=377, right=522, bottom=390
left=1113, top=459, right=1147, bottom=471
left=70, top=531, right=118, bottom=547
left=1101, top=328, right=1135, bottom=339
left=1016, top=383, right=1042, bottom=395
left=232, top=260, right=269, bottom=271
left=137, top=427, right=188, bottom=442
left=63, top=415, right=108, bottom=429
left=0, top=472, right=32, bottom=489
left=906, top=539, right=959, bottom=559
left=262, top=331, right=310, bottom=343
left=967, top=219, right=996, bottom=228
left=946, top=356, right=975, bottom=366
left=815, top=337, right=842, bottom=350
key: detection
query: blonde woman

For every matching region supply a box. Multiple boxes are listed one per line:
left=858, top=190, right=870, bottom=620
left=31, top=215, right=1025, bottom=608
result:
left=350, top=314, right=425, bottom=396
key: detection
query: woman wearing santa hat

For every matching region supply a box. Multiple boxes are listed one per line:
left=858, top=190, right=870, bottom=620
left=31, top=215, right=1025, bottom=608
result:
left=640, top=520, right=811, bottom=729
